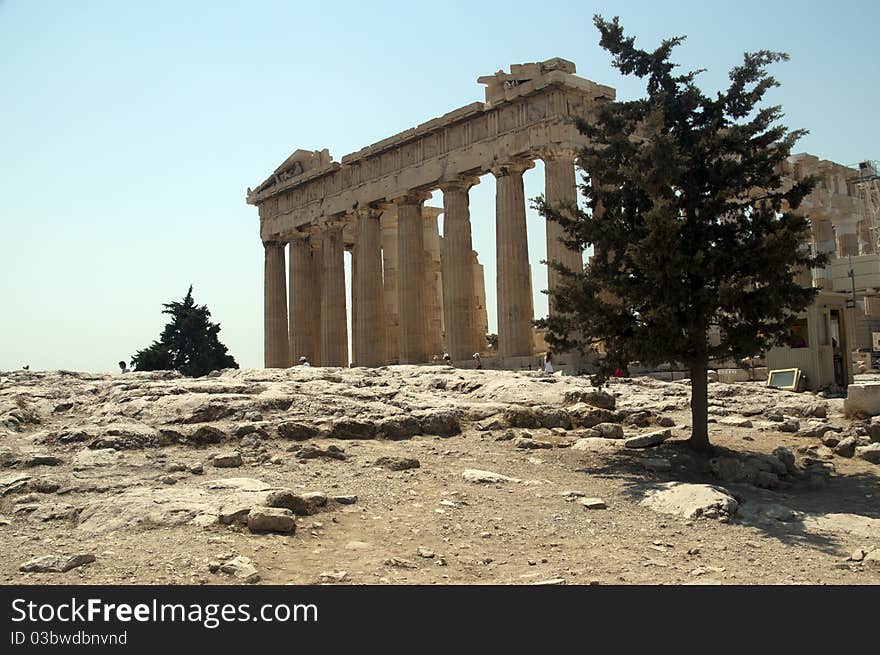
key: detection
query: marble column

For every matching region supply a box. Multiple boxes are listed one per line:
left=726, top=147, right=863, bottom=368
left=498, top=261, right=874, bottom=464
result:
left=381, top=210, right=400, bottom=364
left=543, top=148, right=584, bottom=314
left=320, top=223, right=349, bottom=367
left=423, top=207, right=445, bottom=358
left=440, top=177, right=480, bottom=360
left=289, top=236, right=321, bottom=366
left=263, top=240, right=290, bottom=368
left=354, top=207, right=385, bottom=367
left=493, top=161, right=535, bottom=358
left=396, top=191, right=431, bottom=364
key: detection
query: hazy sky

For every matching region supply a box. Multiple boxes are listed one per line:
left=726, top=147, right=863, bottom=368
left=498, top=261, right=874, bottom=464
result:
left=1, top=0, right=878, bottom=372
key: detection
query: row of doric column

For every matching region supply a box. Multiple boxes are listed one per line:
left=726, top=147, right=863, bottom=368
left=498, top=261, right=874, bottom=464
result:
left=263, top=151, right=582, bottom=368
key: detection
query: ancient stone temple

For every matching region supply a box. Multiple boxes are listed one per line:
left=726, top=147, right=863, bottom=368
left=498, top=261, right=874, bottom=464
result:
left=247, top=58, right=614, bottom=368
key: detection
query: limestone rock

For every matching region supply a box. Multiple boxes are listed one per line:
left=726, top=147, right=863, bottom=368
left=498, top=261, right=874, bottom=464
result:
left=571, top=437, right=619, bottom=452
left=504, top=407, right=540, bottom=429
left=640, top=482, right=739, bottom=520
left=778, top=420, right=799, bottom=433
left=21, top=453, right=64, bottom=467
left=72, top=449, right=120, bottom=469
left=719, top=417, right=753, bottom=428
left=579, top=497, right=607, bottom=509
left=513, top=437, right=553, bottom=449
left=772, top=446, right=797, bottom=474
left=20, top=553, right=95, bottom=573
left=277, top=422, right=320, bottom=440
left=593, top=423, right=624, bottom=439
left=212, top=451, right=242, bottom=468
left=417, top=409, right=461, bottom=436
left=534, top=406, right=572, bottom=430
left=294, top=444, right=347, bottom=461
left=265, top=490, right=328, bottom=515
left=375, top=456, right=420, bottom=471
left=218, top=555, right=260, bottom=584
left=189, top=426, right=226, bottom=445
left=475, top=417, right=503, bottom=432
left=377, top=415, right=420, bottom=439
left=247, top=507, right=296, bottom=533
left=833, top=436, right=857, bottom=458
left=856, top=443, right=880, bottom=464
left=461, top=469, right=521, bottom=484
left=624, top=429, right=671, bottom=449
left=563, top=389, right=615, bottom=410
left=330, top=418, right=376, bottom=439
left=568, top=405, right=617, bottom=429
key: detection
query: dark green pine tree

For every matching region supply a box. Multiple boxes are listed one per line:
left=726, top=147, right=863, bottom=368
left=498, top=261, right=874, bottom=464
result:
left=534, top=16, right=823, bottom=452
left=131, top=286, right=239, bottom=378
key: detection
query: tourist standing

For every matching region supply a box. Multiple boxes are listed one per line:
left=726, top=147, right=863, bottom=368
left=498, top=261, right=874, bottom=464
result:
left=542, top=351, right=554, bottom=374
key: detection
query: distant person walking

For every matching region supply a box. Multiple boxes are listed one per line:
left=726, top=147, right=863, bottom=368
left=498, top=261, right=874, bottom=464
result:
left=442, top=353, right=453, bottom=367
left=118, top=360, right=130, bottom=373
left=298, top=356, right=312, bottom=367
left=472, top=353, right=482, bottom=369
left=542, top=351, right=554, bottom=374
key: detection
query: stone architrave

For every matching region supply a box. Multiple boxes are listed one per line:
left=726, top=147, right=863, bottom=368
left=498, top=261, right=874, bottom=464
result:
left=494, top=160, right=535, bottom=358
left=396, top=191, right=431, bottom=364
left=289, top=235, right=321, bottom=366
left=543, top=147, right=583, bottom=314
left=263, top=240, right=290, bottom=368
left=354, top=207, right=385, bottom=367
left=440, top=177, right=481, bottom=361
left=320, top=223, right=348, bottom=367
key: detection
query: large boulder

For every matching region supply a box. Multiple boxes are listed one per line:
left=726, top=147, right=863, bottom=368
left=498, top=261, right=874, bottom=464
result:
left=624, top=428, right=671, bottom=449
left=503, top=407, right=541, bottom=429
left=856, top=443, right=880, bottom=464
left=534, top=406, right=572, bottom=430
left=567, top=405, right=617, bottom=429
left=247, top=507, right=296, bottom=533
left=461, top=469, right=521, bottom=484
left=415, top=409, right=460, bottom=436
left=277, top=422, right=320, bottom=440
left=563, top=389, right=616, bottom=410
left=330, top=418, right=377, bottom=439
left=639, top=482, right=739, bottom=520
left=376, top=415, right=421, bottom=440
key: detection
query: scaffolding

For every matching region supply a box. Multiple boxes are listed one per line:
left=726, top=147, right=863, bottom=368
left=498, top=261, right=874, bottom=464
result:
left=852, top=160, right=880, bottom=253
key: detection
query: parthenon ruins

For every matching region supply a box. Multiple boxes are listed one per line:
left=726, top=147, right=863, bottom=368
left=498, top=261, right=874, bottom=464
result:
left=247, top=57, right=880, bottom=370
left=247, top=58, right=613, bottom=368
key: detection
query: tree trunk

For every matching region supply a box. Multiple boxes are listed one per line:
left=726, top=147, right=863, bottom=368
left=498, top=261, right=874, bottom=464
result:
left=688, top=359, right=710, bottom=453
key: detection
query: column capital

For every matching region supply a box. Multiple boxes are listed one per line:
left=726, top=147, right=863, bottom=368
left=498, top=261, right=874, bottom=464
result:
left=539, top=145, right=579, bottom=163
left=315, top=217, right=347, bottom=233
left=392, top=190, right=432, bottom=206
left=352, top=204, right=384, bottom=220
left=438, top=175, right=481, bottom=193
left=491, top=159, right=535, bottom=178
left=262, top=239, right=287, bottom=249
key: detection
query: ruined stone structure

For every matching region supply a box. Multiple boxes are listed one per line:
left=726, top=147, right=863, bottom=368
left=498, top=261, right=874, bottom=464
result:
left=783, top=154, right=880, bottom=349
left=247, top=58, right=613, bottom=367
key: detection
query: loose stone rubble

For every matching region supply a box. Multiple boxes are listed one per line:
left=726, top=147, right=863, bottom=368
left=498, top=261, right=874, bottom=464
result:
left=2, top=366, right=880, bottom=585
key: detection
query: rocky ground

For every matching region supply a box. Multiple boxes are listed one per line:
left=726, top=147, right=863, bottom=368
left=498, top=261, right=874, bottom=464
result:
left=2, top=365, right=880, bottom=585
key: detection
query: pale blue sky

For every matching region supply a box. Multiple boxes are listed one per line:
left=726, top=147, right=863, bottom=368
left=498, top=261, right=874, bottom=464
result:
left=1, top=0, right=877, bottom=372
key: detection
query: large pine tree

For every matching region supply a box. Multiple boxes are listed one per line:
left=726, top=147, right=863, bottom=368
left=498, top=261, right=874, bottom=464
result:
left=132, top=286, right=238, bottom=377
left=535, top=16, right=823, bottom=452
